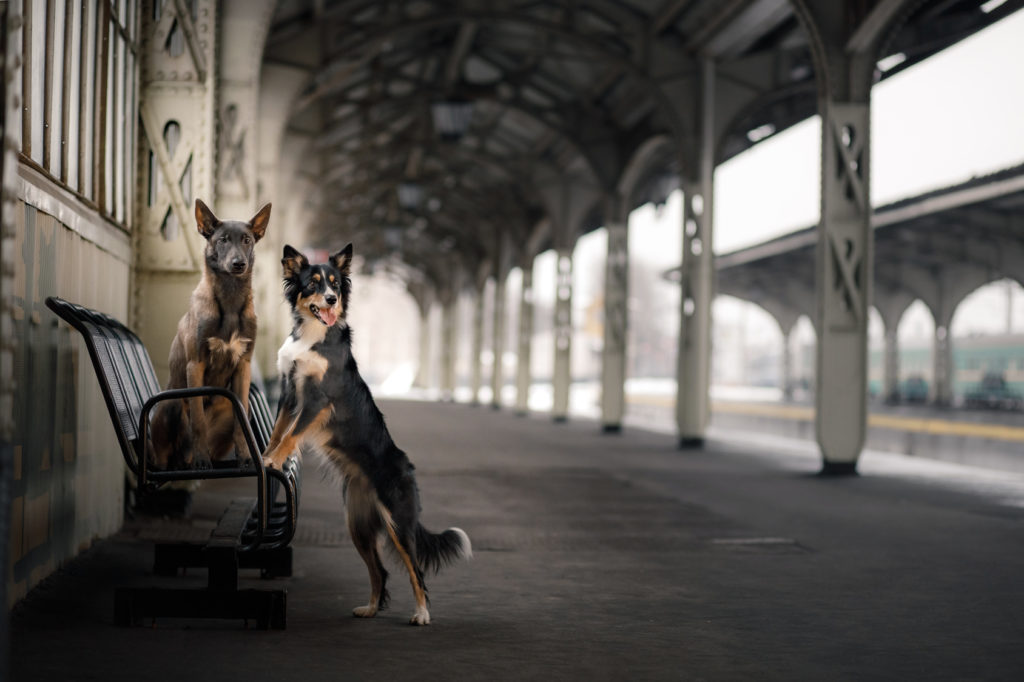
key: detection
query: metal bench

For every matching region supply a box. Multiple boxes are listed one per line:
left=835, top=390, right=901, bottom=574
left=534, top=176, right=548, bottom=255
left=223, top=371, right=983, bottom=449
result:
left=46, top=296, right=300, bottom=629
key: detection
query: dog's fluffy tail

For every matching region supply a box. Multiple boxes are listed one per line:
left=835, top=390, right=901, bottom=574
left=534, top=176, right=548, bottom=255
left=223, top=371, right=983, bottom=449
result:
left=415, top=525, right=472, bottom=574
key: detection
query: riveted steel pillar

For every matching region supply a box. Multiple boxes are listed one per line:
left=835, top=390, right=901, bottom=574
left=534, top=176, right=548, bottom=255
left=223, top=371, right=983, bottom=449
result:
left=134, top=0, right=218, bottom=383
left=601, top=196, right=628, bottom=432
left=515, top=263, right=534, bottom=415
left=552, top=248, right=573, bottom=422
left=491, top=276, right=506, bottom=408
left=791, top=0, right=890, bottom=474
left=884, top=325, right=900, bottom=403
left=815, top=99, right=872, bottom=473
left=470, top=286, right=485, bottom=404
left=675, top=59, right=715, bottom=447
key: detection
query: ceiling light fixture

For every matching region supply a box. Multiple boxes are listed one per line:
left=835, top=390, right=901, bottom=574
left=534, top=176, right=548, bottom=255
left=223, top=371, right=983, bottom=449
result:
left=431, top=99, right=474, bottom=141
left=746, top=123, right=776, bottom=143
left=397, top=182, right=423, bottom=209
left=876, top=52, right=907, bottom=72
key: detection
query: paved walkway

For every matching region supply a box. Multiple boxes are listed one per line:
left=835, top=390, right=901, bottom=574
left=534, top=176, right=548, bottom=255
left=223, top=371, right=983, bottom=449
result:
left=11, top=400, right=1024, bottom=681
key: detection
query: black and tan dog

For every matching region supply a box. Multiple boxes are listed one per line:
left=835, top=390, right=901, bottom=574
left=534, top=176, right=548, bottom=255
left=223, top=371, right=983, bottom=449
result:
left=149, top=199, right=271, bottom=469
left=266, top=244, right=471, bottom=625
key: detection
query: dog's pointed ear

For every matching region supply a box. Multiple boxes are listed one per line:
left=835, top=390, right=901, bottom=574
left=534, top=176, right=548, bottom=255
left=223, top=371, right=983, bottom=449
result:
left=249, top=203, right=271, bottom=242
left=195, top=199, right=219, bottom=239
left=282, top=245, right=308, bottom=278
left=331, top=243, right=353, bottom=276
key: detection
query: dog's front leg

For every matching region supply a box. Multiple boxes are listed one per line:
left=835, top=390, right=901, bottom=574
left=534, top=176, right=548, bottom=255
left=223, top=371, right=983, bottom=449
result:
left=263, top=411, right=300, bottom=470
left=262, top=387, right=299, bottom=470
left=231, top=359, right=253, bottom=462
left=264, top=392, right=331, bottom=470
left=186, top=359, right=212, bottom=468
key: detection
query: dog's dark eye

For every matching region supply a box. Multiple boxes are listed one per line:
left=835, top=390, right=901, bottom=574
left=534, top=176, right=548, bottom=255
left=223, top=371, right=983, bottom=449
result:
left=243, top=236, right=252, bottom=245
left=219, top=236, right=228, bottom=244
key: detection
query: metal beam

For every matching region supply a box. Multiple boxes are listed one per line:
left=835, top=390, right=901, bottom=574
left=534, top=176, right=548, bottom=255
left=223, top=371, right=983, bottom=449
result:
left=444, top=21, right=479, bottom=87
left=172, top=0, right=208, bottom=82
left=652, top=0, right=695, bottom=35
left=138, top=102, right=202, bottom=271
left=873, top=172, right=1024, bottom=228
left=846, top=0, right=910, bottom=54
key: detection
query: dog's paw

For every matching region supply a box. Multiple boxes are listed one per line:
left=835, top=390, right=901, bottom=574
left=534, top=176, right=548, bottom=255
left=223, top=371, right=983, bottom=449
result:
left=352, top=605, right=378, bottom=618
left=185, top=453, right=212, bottom=470
left=147, top=453, right=168, bottom=472
left=409, top=607, right=430, bottom=626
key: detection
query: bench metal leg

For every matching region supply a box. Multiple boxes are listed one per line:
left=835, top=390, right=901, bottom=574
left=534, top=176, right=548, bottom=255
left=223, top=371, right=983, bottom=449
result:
left=154, top=544, right=293, bottom=578
left=114, top=587, right=287, bottom=629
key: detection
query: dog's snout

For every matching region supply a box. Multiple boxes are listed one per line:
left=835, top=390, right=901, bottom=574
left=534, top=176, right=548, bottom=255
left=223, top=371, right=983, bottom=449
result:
left=231, top=258, right=247, bottom=272
left=325, top=294, right=338, bottom=306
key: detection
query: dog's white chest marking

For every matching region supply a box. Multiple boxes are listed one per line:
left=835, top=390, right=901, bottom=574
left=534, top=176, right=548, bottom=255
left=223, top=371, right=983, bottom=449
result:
left=277, top=334, right=314, bottom=376
left=207, top=331, right=250, bottom=366
left=277, top=319, right=331, bottom=379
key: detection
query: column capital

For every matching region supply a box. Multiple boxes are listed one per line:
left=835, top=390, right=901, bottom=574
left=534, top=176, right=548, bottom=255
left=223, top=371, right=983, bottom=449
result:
left=602, top=191, right=628, bottom=226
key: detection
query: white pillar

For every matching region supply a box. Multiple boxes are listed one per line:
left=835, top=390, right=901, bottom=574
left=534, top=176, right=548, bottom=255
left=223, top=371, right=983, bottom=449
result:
left=490, top=276, right=506, bottom=408
left=515, top=264, right=534, bottom=415
left=932, top=323, right=953, bottom=406
left=601, top=199, right=628, bottom=431
left=815, top=99, right=872, bottom=473
left=440, top=296, right=457, bottom=401
left=883, top=325, right=900, bottom=404
left=552, top=248, right=573, bottom=421
left=675, top=59, right=715, bottom=446
left=781, top=327, right=794, bottom=402
left=414, top=304, right=431, bottom=390
left=470, top=287, right=484, bottom=404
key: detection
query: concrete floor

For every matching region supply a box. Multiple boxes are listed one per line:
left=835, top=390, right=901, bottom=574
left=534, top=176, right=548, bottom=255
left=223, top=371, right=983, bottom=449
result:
left=11, top=399, right=1024, bottom=681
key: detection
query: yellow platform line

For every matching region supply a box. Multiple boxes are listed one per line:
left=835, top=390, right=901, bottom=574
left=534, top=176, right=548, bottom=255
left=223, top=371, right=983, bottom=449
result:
left=866, top=413, right=1024, bottom=442
left=626, top=395, right=1024, bottom=442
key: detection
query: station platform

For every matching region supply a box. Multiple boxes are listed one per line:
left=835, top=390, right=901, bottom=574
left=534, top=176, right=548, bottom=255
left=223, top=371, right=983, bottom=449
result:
left=615, top=384, right=1024, bottom=473
left=10, top=399, right=1024, bottom=681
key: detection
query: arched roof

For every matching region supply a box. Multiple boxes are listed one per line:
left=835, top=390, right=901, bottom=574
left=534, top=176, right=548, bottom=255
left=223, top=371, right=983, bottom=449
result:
left=261, top=0, right=1023, bottom=288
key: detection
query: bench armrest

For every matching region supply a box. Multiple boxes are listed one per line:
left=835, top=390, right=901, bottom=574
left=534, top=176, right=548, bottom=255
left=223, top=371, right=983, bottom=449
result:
left=139, top=387, right=267, bottom=547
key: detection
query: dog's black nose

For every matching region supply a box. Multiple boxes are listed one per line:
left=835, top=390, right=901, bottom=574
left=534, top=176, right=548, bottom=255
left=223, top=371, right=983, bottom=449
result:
left=231, top=259, right=246, bottom=272
left=325, top=295, right=338, bottom=306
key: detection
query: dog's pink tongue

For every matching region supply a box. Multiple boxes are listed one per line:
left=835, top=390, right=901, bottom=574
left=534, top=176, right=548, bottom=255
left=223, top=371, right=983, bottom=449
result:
left=322, top=308, right=338, bottom=326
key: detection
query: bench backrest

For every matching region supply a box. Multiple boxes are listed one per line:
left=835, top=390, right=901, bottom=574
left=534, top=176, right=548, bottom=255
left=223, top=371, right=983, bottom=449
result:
left=248, top=382, right=274, bottom=454
left=47, top=297, right=160, bottom=472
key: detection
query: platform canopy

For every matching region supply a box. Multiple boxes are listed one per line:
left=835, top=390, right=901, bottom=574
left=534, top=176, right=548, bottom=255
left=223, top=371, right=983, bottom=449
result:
left=263, top=0, right=1022, bottom=287
left=705, top=163, right=1024, bottom=330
